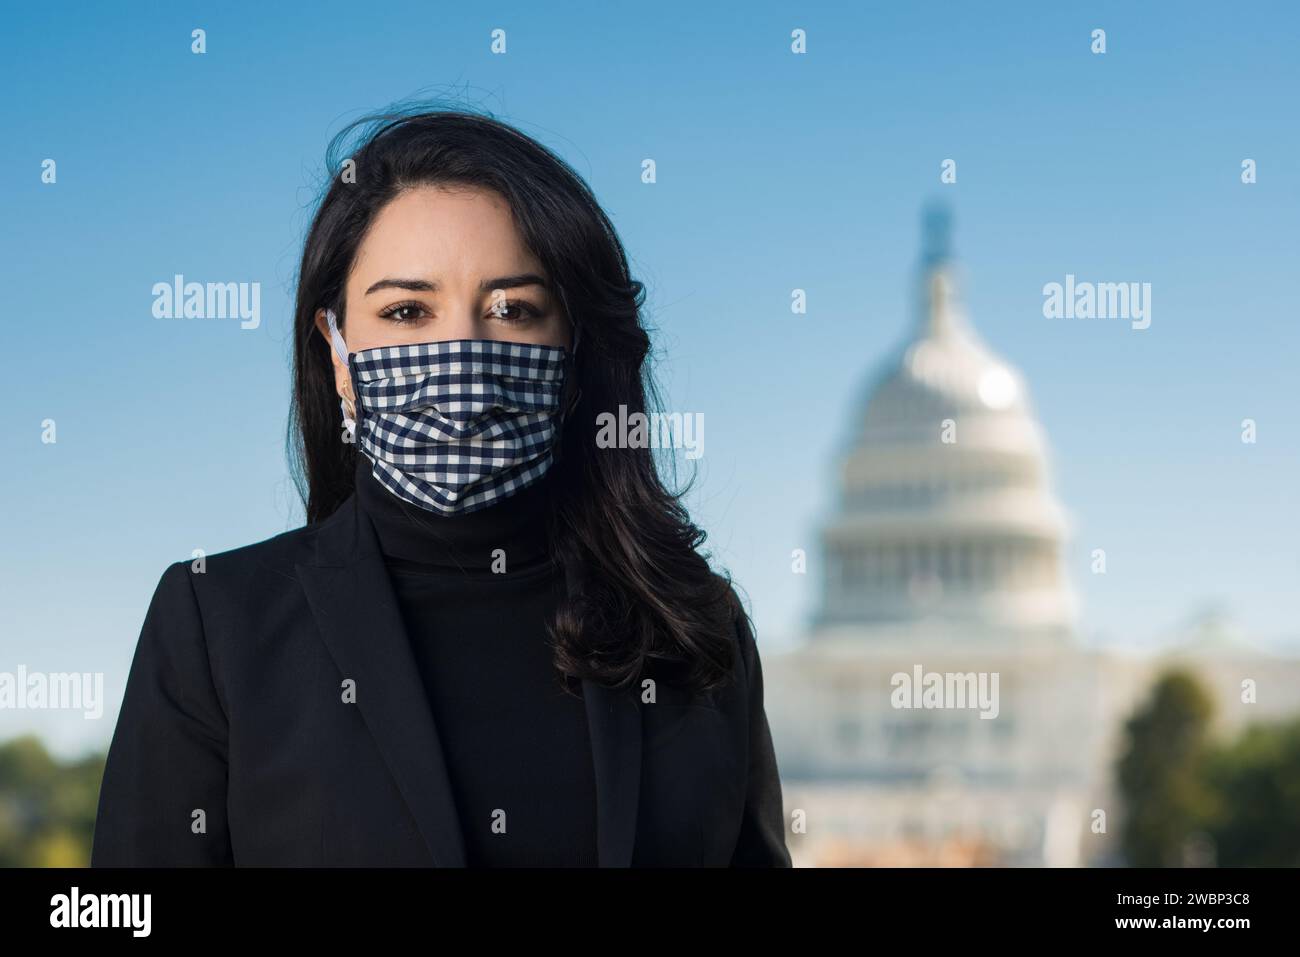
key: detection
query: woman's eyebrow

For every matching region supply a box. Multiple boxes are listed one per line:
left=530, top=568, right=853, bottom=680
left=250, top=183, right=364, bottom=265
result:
left=363, top=274, right=550, bottom=295
left=364, top=278, right=436, bottom=295
left=479, top=273, right=550, bottom=292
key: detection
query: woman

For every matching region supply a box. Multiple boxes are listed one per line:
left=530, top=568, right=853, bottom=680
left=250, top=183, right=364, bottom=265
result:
left=91, top=107, right=791, bottom=867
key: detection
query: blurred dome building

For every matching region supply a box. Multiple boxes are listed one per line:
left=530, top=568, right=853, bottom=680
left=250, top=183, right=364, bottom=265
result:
left=767, top=205, right=1102, bottom=867
left=817, top=205, right=1077, bottom=639
left=765, top=204, right=1300, bottom=868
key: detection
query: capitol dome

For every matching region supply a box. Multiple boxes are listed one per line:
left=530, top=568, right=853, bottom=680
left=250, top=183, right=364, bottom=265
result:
left=816, top=207, right=1076, bottom=638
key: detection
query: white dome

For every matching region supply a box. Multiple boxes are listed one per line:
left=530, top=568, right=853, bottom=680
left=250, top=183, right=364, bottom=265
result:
left=858, top=266, right=1043, bottom=457
left=817, top=212, right=1076, bottom=638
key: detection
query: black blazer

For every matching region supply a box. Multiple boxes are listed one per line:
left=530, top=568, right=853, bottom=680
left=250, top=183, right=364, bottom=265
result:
left=90, top=490, right=792, bottom=867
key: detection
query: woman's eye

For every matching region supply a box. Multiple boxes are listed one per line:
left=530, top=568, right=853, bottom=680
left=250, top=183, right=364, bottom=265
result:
left=378, top=302, right=427, bottom=324
left=488, top=299, right=540, bottom=323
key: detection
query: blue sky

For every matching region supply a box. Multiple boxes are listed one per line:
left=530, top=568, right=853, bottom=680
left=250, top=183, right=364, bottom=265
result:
left=2, top=1, right=1297, bottom=757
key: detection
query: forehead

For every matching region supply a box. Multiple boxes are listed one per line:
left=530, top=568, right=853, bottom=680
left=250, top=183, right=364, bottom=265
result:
left=350, top=184, right=542, bottom=281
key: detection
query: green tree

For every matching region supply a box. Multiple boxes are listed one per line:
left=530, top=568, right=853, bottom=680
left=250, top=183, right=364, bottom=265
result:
left=0, top=735, right=105, bottom=867
left=1202, top=717, right=1300, bottom=866
left=1115, top=669, right=1219, bottom=866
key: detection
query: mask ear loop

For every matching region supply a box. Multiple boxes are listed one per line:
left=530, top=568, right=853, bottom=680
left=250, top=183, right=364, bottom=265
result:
left=325, top=309, right=357, bottom=438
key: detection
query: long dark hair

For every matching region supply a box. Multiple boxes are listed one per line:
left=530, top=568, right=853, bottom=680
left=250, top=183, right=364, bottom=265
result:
left=288, top=103, right=739, bottom=694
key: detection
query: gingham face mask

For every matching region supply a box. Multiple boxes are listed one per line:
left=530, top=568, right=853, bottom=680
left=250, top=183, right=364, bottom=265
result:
left=326, top=309, right=577, bottom=515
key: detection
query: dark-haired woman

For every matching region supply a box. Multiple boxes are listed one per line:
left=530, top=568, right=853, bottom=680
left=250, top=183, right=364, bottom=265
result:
left=91, top=108, right=791, bottom=867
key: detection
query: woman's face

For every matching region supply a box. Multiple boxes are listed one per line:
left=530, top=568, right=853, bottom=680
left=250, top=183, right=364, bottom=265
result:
left=314, top=183, right=572, bottom=410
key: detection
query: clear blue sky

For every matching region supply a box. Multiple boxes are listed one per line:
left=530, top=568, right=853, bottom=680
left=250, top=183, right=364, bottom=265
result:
left=2, top=1, right=1297, bottom=757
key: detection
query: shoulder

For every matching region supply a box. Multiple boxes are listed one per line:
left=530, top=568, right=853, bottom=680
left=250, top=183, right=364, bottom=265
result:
left=712, top=573, right=758, bottom=680
left=203, top=522, right=320, bottom=577
left=150, top=518, right=326, bottom=612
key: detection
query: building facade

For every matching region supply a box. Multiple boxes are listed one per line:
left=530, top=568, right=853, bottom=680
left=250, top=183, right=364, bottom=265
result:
left=764, top=207, right=1300, bottom=867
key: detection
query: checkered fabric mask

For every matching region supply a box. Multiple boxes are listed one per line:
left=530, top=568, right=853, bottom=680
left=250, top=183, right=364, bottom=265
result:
left=326, top=309, right=576, bottom=515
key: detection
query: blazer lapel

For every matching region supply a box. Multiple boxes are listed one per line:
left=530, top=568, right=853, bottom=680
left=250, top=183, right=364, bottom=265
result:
left=297, top=490, right=643, bottom=868
left=566, top=559, right=643, bottom=868
left=296, top=493, right=467, bottom=867
left=581, top=676, right=642, bottom=867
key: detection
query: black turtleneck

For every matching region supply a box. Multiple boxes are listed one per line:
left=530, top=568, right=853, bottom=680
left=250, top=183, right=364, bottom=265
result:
left=352, top=452, right=598, bottom=867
